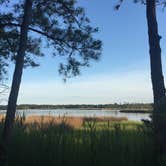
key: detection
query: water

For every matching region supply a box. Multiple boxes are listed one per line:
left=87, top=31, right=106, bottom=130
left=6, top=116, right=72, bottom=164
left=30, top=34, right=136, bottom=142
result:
left=0, top=109, right=151, bottom=121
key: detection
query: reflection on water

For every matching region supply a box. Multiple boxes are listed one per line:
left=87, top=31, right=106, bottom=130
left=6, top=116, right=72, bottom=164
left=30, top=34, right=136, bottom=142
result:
left=0, top=109, right=151, bottom=121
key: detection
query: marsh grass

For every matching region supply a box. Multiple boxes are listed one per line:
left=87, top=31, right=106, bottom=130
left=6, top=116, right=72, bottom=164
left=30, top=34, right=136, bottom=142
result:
left=0, top=117, right=165, bottom=166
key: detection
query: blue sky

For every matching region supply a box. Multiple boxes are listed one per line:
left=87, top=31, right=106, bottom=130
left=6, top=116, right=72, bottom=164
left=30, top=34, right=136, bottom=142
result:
left=5, top=1, right=166, bottom=104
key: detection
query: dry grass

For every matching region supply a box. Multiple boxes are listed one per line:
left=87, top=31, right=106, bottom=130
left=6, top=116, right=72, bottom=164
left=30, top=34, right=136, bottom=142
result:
left=0, top=114, right=128, bottom=128
left=25, top=116, right=84, bottom=128
left=0, top=114, right=5, bottom=121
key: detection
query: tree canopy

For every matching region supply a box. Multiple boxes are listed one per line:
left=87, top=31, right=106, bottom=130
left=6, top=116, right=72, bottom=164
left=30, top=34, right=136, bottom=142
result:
left=0, top=0, right=102, bottom=80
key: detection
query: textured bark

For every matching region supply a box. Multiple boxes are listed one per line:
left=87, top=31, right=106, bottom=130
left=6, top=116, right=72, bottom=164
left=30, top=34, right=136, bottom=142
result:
left=2, top=0, right=33, bottom=145
left=146, top=0, right=165, bottom=105
left=146, top=0, right=166, bottom=154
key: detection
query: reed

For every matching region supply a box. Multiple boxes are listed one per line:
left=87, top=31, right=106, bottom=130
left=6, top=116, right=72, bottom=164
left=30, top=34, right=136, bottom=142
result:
left=0, top=118, right=165, bottom=166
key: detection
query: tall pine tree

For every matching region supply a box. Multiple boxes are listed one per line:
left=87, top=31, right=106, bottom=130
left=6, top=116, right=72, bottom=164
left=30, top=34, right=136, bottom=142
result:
left=0, top=0, right=102, bottom=145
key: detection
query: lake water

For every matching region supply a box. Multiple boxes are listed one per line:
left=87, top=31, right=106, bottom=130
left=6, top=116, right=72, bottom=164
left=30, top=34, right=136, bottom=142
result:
left=0, top=109, right=151, bottom=121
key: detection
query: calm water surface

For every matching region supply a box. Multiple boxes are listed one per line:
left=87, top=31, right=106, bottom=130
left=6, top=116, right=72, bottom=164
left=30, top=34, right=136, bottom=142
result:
left=0, top=109, right=151, bottom=121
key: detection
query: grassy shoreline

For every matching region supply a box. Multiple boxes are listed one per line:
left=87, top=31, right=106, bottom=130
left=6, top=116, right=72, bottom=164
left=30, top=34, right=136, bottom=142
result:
left=120, top=109, right=152, bottom=113
left=0, top=118, right=164, bottom=166
left=0, top=115, right=129, bottom=128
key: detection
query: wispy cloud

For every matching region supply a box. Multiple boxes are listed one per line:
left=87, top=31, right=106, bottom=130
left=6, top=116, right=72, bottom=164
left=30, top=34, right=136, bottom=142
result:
left=16, top=69, right=153, bottom=104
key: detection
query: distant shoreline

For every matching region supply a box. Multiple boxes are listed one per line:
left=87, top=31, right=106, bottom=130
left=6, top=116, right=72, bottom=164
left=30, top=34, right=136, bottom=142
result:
left=120, top=109, right=152, bottom=113
left=0, top=103, right=153, bottom=112
left=0, top=105, right=152, bottom=113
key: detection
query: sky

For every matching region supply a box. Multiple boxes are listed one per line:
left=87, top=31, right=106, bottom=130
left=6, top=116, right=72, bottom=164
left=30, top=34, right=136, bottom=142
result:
left=4, top=1, right=166, bottom=104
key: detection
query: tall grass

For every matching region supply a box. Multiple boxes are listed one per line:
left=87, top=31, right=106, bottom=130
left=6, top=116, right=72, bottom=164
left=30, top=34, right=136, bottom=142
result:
left=0, top=118, right=165, bottom=166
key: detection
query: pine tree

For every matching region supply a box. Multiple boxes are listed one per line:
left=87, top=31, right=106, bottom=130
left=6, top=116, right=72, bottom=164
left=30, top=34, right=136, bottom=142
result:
left=0, top=0, right=102, bottom=145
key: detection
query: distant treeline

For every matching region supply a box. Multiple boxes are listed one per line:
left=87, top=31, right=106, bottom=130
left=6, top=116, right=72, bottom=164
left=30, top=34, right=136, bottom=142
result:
left=0, top=103, right=153, bottom=110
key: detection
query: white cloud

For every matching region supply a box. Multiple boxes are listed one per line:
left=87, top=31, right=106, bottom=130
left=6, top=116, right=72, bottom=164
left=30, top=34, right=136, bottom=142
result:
left=16, top=69, right=153, bottom=104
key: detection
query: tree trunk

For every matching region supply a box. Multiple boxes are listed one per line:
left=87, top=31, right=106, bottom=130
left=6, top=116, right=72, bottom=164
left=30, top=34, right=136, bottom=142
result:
left=2, top=0, right=32, bottom=145
left=146, top=0, right=165, bottom=106
left=146, top=0, right=166, bottom=155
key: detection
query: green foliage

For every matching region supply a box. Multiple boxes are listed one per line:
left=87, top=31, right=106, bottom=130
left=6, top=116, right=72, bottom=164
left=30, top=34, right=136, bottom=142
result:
left=0, top=0, right=102, bottom=80
left=0, top=120, right=165, bottom=166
